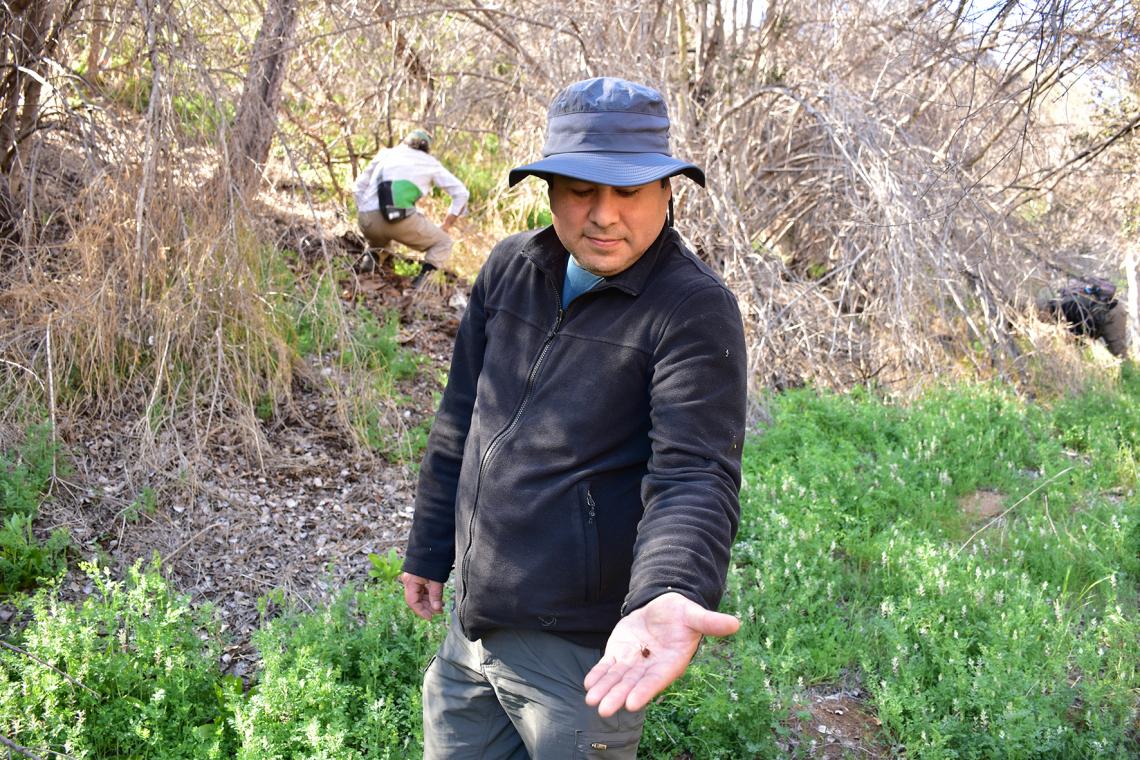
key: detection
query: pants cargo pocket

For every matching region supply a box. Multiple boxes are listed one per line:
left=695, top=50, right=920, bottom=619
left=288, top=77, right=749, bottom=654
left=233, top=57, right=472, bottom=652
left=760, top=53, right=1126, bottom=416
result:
left=575, top=727, right=641, bottom=758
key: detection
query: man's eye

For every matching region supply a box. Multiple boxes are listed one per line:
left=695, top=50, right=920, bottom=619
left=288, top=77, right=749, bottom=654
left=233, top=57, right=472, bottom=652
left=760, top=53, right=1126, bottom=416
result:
left=616, top=188, right=640, bottom=197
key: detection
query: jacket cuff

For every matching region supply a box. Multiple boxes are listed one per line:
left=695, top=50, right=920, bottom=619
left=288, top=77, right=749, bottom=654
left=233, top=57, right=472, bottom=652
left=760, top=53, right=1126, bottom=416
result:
left=621, top=585, right=712, bottom=617
left=401, top=555, right=452, bottom=584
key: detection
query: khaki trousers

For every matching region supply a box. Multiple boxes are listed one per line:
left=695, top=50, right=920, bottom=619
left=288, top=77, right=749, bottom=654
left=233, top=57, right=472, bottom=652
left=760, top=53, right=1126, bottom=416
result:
left=357, top=209, right=453, bottom=268
left=422, top=611, right=646, bottom=759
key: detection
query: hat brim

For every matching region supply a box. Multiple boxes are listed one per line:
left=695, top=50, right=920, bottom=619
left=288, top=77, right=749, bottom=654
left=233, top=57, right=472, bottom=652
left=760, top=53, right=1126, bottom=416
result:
left=508, top=152, right=705, bottom=188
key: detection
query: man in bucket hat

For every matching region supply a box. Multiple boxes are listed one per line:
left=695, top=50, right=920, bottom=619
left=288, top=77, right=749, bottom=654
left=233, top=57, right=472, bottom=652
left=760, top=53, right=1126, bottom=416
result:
left=401, top=77, right=747, bottom=757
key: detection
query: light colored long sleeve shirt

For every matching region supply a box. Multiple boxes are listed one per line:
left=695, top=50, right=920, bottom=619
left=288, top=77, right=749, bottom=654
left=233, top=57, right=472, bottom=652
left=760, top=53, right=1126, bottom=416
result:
left=353, top=143, right=469, bottom=217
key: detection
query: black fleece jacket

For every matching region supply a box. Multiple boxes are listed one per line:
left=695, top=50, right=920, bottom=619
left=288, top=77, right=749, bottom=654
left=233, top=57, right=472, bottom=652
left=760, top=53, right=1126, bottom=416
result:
left=403, top=224, right=747, bottom=645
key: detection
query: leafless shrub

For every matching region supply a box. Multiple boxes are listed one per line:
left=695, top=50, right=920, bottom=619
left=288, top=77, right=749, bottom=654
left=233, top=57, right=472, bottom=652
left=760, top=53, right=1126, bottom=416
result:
left=299, top=0, right=1137, bottom=394
left=2, top=0, right=1137, bottom=461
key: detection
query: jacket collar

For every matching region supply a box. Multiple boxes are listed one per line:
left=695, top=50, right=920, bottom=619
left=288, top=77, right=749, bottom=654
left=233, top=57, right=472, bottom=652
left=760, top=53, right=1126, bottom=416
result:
left=522, top=224, right=675, bottom=297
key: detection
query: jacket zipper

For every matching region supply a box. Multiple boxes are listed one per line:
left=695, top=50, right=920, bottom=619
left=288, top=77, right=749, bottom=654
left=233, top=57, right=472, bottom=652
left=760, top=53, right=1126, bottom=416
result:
left=459, top=280, right=564, bottom=622
left=584, top=487, right=601, bottom=602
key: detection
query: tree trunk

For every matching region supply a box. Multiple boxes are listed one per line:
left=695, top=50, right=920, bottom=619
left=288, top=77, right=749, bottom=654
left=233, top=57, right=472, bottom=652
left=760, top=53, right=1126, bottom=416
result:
left=85, top=0, right=110, bottom=84
left=1127, top=247, right=1139, bottom=361
left=0, top=0, right=82, bottom=173
left=0, top=0, right=49, bottom=173
left=0, top=172, right=19, bottom=251
left=225, top=0, right=299, bottom=195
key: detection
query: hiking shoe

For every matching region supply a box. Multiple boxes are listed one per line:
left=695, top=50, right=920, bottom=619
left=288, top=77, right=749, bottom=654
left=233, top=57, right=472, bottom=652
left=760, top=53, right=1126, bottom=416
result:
left=410, top=262, right=438, bottom=289
left=353, top=250, right=389, bottom=274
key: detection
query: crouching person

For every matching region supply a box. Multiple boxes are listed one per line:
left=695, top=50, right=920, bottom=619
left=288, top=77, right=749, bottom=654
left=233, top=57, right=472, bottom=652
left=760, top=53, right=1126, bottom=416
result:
left=1041, top=276, right=1129, bottom=358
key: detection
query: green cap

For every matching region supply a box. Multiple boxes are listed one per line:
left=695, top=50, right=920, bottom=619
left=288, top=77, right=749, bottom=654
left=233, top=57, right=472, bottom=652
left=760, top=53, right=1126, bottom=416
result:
left=404, top=129, right=432, bottom=146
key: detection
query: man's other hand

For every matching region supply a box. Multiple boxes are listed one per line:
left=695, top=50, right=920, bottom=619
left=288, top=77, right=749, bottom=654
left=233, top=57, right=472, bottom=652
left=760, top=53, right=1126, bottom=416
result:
left=400, top=572, right=445, bottom=620
left=583, top=592, right=740, bottom=717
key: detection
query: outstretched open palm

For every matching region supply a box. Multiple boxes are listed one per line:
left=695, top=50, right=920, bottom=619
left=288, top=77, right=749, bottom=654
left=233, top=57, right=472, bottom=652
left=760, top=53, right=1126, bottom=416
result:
left=583, top=592, right=740, bottom=717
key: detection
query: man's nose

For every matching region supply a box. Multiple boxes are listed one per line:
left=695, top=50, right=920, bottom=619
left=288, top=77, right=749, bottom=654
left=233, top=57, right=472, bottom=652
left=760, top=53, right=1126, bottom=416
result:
left=588, top=188, right=621, bottom=227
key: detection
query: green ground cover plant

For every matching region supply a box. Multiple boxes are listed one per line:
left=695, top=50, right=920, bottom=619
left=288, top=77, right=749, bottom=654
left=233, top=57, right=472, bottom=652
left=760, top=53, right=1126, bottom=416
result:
left=0, top=425, right=69, bottom=595
left=719, top=378, right=1139, bottom=758
left=232, top=580, right=438, bottom=758
left=1, top=559, right=238, bottom=758
left=1, top=560, right=435, bottom=759
left=3, top=378, right=1137, bottom=758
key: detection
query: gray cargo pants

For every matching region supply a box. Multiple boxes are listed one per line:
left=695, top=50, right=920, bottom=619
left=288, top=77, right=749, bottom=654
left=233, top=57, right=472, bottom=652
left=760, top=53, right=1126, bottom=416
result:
left=422, top=612, right=646, bottom=758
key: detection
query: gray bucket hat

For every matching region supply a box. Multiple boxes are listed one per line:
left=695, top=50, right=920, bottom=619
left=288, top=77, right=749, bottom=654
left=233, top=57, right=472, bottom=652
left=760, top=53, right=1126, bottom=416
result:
left=508, top=77, right=705, bottom=188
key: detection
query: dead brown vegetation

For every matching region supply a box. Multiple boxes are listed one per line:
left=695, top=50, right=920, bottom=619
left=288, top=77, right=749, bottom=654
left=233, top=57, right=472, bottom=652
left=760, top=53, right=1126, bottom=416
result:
left=1, top=0, right=1139, bottom=463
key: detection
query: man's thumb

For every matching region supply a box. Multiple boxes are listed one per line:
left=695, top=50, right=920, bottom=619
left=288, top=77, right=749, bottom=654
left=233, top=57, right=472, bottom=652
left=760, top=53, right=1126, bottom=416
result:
left=691, top=608, right=741, bottom=638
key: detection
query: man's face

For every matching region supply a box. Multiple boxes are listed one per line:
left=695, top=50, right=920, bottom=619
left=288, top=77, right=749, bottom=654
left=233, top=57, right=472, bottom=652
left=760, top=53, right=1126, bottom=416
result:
left=548, top=176, right=672, bottom=277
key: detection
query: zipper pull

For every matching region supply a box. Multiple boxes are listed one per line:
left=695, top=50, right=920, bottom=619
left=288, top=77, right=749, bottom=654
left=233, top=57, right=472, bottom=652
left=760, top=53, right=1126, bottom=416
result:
left=586, top=489, right=596, bottom=522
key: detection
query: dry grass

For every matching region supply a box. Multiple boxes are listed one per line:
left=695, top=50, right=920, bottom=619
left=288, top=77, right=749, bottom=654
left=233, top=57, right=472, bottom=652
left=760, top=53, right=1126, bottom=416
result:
left=0, top=120, right=328, bottom=471
left=2, top=0, right=1136, bottom=471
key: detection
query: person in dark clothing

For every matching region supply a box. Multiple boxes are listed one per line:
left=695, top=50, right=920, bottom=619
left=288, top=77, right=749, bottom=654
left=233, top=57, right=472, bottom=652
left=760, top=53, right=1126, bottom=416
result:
left=399, top=77, right=748, bottom=758
left=1042, top=277, right=1129, bottom=358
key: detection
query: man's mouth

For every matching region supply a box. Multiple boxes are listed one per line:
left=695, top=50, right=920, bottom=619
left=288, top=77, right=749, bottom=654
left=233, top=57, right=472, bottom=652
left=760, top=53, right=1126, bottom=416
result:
left=586, top=236, right=621, bottom=248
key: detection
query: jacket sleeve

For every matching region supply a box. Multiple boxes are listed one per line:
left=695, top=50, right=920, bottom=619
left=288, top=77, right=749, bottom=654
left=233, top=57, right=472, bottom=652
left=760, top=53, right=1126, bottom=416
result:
left=352, top=150, right=384, bottom=210
left=402, top=264, right=489, bottom=582
left=431, top=161, right=470, bottom=217
left=623, top=283, right=747, bottom=615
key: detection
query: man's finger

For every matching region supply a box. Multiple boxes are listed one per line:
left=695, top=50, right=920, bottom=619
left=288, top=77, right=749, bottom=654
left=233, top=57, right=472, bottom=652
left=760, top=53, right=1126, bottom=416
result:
left=401, top=575, right=436, bottom=620
left=404, top=587, right=429, bottom=619
left=594, top=667, right=642, bottom=718
left=584, top=661, right=627, bottom=707
left=401, top=578, right=419, bottom=608
left=428, top=581, right=444, bottom=612
left=583, top=655, right=616, bottom=691
left=587, top=656, right=669, bottom=717
left=623, top=671, right=674, bottom=713
left=686, top=607, right=741, bottom=638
